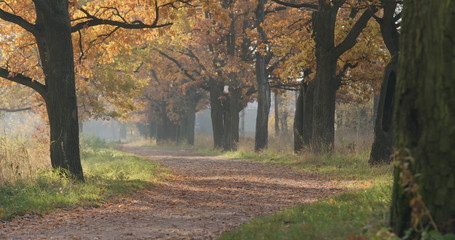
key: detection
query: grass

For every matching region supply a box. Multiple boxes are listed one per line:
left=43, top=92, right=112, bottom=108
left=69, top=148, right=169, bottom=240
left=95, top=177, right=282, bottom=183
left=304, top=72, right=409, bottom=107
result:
left=0, top=136, right=170, bottom=221
left=219, top=185, right=392, bottom=240
left=209, top=137, right=394, bottom=239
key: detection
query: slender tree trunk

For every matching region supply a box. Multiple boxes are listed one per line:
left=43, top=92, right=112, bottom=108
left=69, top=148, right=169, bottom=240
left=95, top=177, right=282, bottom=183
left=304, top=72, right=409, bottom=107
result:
left=240, top=109, right=245, bottom=137
left=36, top=3, right=83, bottom=180
left=274, top=93, right=280, bottom=137
left=254, top=0, right=271, bottom=152
left=391, top=0, right=455, bottom=236
left=369, top=58, right=397, bottom=165
left=294, top=86, right=304, bottom=152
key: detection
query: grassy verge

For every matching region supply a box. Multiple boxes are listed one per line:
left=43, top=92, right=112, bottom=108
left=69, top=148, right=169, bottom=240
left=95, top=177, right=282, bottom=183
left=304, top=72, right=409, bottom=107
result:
left=219, top=185, right=391, bottom=240
left=208, top=139, right=393, bottom=239
left=0, top=147, right=170, bottom=220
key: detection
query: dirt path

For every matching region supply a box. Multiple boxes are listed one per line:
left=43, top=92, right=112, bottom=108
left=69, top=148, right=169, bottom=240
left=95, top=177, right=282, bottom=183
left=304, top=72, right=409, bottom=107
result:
left=1, top=146, right=340, bottom=239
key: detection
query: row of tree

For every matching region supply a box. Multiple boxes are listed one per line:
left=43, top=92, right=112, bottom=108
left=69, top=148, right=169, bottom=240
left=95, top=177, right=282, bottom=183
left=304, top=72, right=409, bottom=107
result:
left=0, top=0, right=453, bottom=237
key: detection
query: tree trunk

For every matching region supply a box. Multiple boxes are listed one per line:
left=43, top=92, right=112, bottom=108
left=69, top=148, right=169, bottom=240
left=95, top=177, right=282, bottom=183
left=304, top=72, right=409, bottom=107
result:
left=391, top=0, right=455, bottom=236
left=302, top=82, right=315, bottom=147
left=369, top=0, right=400, bottom=165
left=369, top=58, right=397, bottom=165
left=209, top=84, right=224, bottom=149
left=36, top=3, right=83, bottom=180
left=254, top=0, right=271, bottom=152
left=294, top=86, right=304, bottom=152
left=186, top=97, right=197, bottom=145
left=311, top=55, right=337, bottom=151
left=275, top=93, right=280, bottom=137
left=254, top=53, right=271, bottom=151
left=310, top=3, right=338, bottom=152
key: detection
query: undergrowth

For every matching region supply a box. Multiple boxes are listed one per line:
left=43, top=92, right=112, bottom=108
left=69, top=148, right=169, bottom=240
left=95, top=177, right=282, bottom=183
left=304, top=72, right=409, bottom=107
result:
left=0, top=135, right=170, bottom=220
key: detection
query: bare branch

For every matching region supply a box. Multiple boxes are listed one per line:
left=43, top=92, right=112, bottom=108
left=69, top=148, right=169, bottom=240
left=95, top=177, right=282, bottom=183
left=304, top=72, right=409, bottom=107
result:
left=0, top=67, right=47, bottom=100
left=0, top=8, right=37, bottom=35
left=155, top=49, right=197, bottom=82
left=271, top=0, right=318, bottom=10
left=333, top=9, right=374, bottom=58
left=0, top=103, right=43, bottom=112
left=71, top=2, right=172, bottom=33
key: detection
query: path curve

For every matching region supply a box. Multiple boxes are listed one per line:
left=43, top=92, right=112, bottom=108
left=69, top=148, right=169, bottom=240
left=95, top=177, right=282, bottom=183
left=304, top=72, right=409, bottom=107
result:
left=1, top=146, right=340, bottom=239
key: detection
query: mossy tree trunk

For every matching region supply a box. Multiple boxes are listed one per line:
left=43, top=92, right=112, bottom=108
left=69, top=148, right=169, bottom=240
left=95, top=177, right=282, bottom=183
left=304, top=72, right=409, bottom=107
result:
left=391, top=0, right=455, bottom=236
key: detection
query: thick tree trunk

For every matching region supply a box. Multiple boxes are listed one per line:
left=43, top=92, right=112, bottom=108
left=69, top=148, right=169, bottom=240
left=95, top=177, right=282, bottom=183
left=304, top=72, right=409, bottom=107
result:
left=254, top=53, right=271, bottom=151
left=312, top=55, right=337, bottom=151
left=209, top=84, right=224, bottom=149
left=36, top=3, right=83, bottom=180
left=391, top=0, right=455, bottom=236
left=369, top=0, right=400, bottom=165
left=302, top=82, right=315, bottom=147
left=369, top=58, right=397, bottom=165
left=156, top=104, right=177, bottom=143
left=186, top=98, right=197, bottom=145
left=310, top=3, right=338, bottom=152
left=254, top=0, right=271, bottom=152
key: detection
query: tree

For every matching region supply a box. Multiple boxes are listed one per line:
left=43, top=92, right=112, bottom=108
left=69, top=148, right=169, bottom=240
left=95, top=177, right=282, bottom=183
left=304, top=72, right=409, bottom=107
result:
left=273, top=0, right=376, bottom=152
left=369, top=0, right=400, bottom=165
left=254, top=0, right=271, bottom=151
left=0, top=1, right=182, bottom=180
left=391, top=0, right=455, bottom=236
left=150, top=1, right=256, bottom=151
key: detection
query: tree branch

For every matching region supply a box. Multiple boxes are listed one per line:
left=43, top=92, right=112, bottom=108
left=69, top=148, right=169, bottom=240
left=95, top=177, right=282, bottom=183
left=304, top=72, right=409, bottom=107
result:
left=0, top=103, right=43, bottom=112
left=0, top=8, right=37, bottom=35
left=155, top=49, right=197, bottom=82
left=0, top=67, right=47, bottom=100
left=71, top=2, right=172, bottom=33
left=271, top=0, right=318, bottom=10
left=333, top=9, right=373, bottom=58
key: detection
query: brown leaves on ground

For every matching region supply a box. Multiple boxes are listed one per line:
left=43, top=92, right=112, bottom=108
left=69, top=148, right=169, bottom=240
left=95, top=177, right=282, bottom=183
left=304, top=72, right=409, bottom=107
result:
left=1, top=146, right=341, bottom=239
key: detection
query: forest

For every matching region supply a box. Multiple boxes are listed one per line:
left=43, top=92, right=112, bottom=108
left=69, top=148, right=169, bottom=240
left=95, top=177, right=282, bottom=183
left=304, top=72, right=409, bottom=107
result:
left=0, top=0, right=454, bottom=239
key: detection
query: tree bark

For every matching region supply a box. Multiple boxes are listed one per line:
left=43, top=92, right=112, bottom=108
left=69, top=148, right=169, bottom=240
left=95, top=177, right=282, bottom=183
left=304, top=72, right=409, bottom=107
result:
left=391, top=0, right=455, bottom=236
left=311, top=55, right=337, bottom=151
left=275, top=93, right=280, bottom=137
left=254, top=0, right=271, bottom=152
left=35, top=2, right=83, bottom=180
left=369, top=0, right=400, bottom=165
left=294, top=86, right=304, bottom=152
left=185, top=97, right=197, bottom=145
left=309, top=1, right=372, bottom=152
left=303, top=82, right=315, bottom=147
left=223, top=88, right=241, bottom=151
left=369, top=58, right=397, bottom=165
left=209, top=83, right=224, bottom=149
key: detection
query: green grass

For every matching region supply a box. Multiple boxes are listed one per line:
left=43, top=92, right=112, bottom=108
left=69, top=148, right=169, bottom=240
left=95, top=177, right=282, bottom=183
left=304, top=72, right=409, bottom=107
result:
left=0, top=148, right=170, bottom=220
left=213, top=149, right=393, bottom=239
left=219, top=185, right=392, bottom=240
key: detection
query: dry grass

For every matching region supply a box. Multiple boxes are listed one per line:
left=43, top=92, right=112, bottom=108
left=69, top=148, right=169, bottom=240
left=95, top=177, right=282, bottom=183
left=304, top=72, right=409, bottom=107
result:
left=0, top=136, right=50, bottom=185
